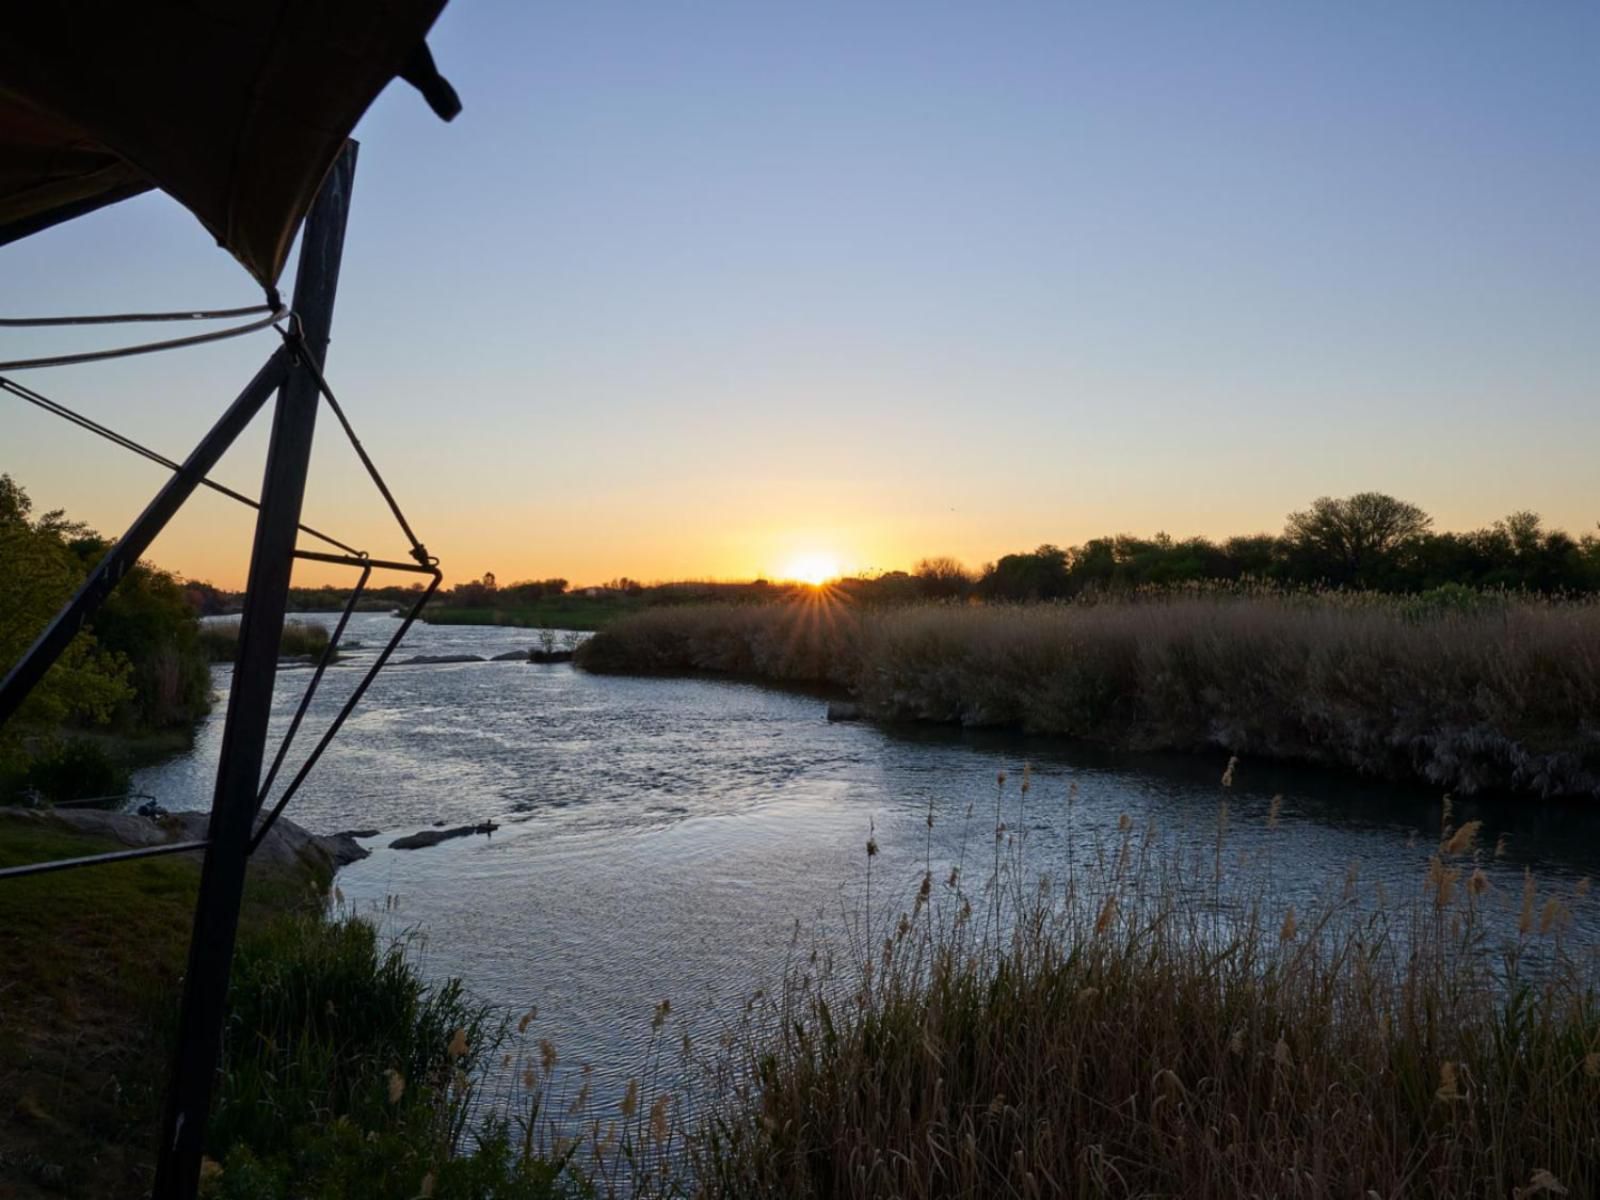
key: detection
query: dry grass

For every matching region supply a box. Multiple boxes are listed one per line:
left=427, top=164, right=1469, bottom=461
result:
left=577, top=593, right=1600, bottom=795
left=681, top=782, right=1600, bottom=1200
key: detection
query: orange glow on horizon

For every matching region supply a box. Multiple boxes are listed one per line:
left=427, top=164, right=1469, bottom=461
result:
left=779, top=553, right=841, bottom=586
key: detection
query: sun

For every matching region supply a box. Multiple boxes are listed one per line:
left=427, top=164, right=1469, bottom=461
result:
left=782, top=553, right=841, bottom=586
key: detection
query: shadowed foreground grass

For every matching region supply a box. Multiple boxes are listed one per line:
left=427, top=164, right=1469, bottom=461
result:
left=576, top=591, right=1600, bottom=796
left=0, top=815, right=577, bottom=1199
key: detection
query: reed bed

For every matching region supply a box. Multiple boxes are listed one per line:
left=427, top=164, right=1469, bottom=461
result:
left=576, top=594, right=1600, bottom=795
left=676, top=780, right=1600, bottom=1200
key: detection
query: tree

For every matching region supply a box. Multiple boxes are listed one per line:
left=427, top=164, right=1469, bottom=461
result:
left=0, top=476, right=133, bottom=772
left=1282, top=493, right=1432, bottom=586
left=979, top=545, right=1072, bottom=601
left=913, top=556, right=974, bottom=600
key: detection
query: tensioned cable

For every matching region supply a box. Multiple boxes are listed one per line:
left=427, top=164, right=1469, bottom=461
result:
left=246, top=338, right=446, bottom=851
left=250, top=560, right=442, bottom=855
left=279, top=324, right=434, bottom=567
left=0, top=305, right=287, bottom=371
left=0, top=373, right=366, bottom=557
left=0, top=303, right=275, bottom=328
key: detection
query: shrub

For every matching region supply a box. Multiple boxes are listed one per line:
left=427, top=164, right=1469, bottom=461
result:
left=13, top=737, right=131, bottom=804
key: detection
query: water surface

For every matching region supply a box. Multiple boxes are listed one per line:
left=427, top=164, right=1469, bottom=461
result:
left=136, top=612, right=1600, bottom=1102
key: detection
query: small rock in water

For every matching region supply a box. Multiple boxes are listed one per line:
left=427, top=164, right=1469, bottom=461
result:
left=400, top=653, right=486, bottom=665
left=826, top=701, right=862, bottom=722
left=492, top=649, right=532, bottom=662
left=389, top=821, right=501, bottom=851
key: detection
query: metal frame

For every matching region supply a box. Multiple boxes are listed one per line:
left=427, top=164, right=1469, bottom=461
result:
left=0, top=143, right=366, bottom=1200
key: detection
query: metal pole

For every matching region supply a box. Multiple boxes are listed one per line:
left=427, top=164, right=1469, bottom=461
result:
left=152, top=142, right=357, bottom=1199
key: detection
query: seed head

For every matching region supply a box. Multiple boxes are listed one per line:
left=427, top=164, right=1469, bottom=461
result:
left=1436, top=1062, right=1464, bottom=1102
left=1094, top=893, right=1118, bottom=935
left=1519, top=1168, right=1569, bottom=1197
left=1443, top=819, right=1483, bottom=856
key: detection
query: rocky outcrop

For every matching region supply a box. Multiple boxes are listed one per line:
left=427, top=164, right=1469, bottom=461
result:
left=400, top=654, right=486, bottom=665
left=491, top=650, right=531, bottom=662
left=8, top=807, right=369, bottom=877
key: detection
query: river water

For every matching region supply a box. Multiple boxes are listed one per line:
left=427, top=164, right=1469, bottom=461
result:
left=135, top=612, right=1600, bottom=1108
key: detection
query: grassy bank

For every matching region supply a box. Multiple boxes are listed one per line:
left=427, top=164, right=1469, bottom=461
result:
left=0, top=814, right=576, bottom=1198
left=576, top=592, right=1600, bottom=796
left=685, top=782, right=1600, bottom=1199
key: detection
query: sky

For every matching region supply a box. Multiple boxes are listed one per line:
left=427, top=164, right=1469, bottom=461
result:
left=2, top=2, right=1596, bottom=588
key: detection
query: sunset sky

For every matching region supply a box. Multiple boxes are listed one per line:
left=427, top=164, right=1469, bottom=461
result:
left=2, top=2, right=1596, bottom=588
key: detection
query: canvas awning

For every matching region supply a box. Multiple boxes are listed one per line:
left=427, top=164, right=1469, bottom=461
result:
left=0, top=2, right=458, bottom=292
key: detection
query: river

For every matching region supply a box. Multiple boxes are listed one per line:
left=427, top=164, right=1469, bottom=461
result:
left=135, top=611, right=1600, bottom=1112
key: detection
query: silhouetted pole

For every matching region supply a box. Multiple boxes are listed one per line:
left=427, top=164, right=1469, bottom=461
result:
left=152, top=141, right=357, bottom=1200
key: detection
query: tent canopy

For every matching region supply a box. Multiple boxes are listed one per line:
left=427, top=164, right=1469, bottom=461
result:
left=0, top=2, right=457, bottom=292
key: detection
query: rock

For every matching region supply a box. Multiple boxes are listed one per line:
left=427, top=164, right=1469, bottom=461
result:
left=491, top=649, right=531, bottom=662
left=389, top=821, right=500, bottom=851
left=826, top=701, right=863, bottom=722
left=8, top=806, right=369, bottom=875
left=528, top=650, right=574, bottom=664
left=334, top=828, right=382, bottom=840
left=399, top=654, right=486, bottom=665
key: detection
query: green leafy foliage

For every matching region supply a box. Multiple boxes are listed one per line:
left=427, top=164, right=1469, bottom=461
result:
left=0, top=475, right=133, bottom=772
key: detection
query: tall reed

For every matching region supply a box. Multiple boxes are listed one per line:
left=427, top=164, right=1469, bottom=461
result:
left=684, top=781, right=1600, bottom=1199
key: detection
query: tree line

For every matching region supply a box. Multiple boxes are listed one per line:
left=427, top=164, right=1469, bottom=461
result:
left=905, top=493, right=1600, bottom=602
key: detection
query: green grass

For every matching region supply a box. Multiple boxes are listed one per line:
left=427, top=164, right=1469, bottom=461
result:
left=0, top=814, right=312, bottom=1195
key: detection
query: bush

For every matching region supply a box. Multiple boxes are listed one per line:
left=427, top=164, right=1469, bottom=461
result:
left=13, top=737, right=131, bottom=804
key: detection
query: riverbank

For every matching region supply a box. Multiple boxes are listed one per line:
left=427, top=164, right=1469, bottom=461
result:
left=0, top=810, right=570, bottom=1198
left=575, top=593, right=1600, bottom=797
